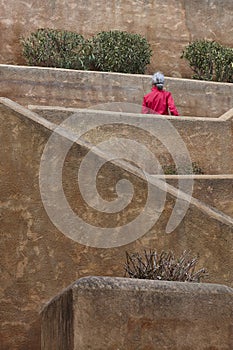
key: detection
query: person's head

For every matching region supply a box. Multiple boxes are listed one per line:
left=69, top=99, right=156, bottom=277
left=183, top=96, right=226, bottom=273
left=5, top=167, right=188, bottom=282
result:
left=152, top=71, right=164, bottom=90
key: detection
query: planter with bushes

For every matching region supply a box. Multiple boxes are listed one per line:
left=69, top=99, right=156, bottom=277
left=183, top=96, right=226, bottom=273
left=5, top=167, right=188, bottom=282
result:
left=21, top=28, right=89, bottom=70
left=181, top=39, right=233, bottom=83
left=21, top=28, right=152, bottom=74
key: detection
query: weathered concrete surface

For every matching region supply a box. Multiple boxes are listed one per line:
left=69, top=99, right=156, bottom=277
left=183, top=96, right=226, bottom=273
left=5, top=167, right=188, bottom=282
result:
left=168, top=177, right=233, bottom=217
left=41, top=276, right=233, bottom=350
left=1, top=64, right=233, bottom=117
left=1, top=0, right=233, bottom=77
left=0, top=98, right=233, bottom=349
left=28, top=106, right=233, bottom=174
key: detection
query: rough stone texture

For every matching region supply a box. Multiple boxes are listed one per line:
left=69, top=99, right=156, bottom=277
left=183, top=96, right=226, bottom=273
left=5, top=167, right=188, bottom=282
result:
left=1, top=64, right=233, bottom=117
left=28, top=106, right=233, bottom=174
left=0, top=98, right=233, bottom=349
left=41, top=287, right=74, bottom=350
left=1, top=0, right=233, bottom=77
left=169, top=177, right=233, bottom=217
left=41, top=276, right=233, bottom=350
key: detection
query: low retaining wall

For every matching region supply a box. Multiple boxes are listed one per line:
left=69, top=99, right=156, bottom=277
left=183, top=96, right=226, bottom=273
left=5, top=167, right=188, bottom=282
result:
left=29, top=105, right=233, bottom=174
left=1, top=64, right=233, bottom=117
left=41, top=276, right=233, bottom=350
left=0, top=98, right=233, bottom=350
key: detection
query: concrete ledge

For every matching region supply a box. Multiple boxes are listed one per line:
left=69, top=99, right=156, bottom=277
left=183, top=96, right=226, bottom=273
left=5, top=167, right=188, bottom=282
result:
left=29, top=104, right=230, bottom=123
left=219, top=107, right=233, bottom=120
left=41, top=276, right=233, bottom=350
left=1, top=64, right=233, bottom=117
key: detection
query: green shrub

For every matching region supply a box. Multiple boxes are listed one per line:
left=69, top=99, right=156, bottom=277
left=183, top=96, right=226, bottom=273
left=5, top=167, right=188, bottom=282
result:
left=124, top=250, right=207, bottom=282
left=181, top=39, right=233, bottom=83
left=89, top=30, right=152, bottom=74
left=163, top=162, right=204, bottom=175
left=214, top=46, right=233, bottom=83
left=21, top=29, right=152, bottom=74
left=21, top=28, right=90, bottom=70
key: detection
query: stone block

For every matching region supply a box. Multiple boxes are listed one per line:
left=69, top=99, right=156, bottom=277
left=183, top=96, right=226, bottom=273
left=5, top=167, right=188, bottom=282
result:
left=41, top=276, right=233, bottom=350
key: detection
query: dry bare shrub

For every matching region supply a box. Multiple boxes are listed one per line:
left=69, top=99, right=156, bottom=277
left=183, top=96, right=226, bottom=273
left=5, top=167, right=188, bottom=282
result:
left=124, top=250, right=207, bottom=282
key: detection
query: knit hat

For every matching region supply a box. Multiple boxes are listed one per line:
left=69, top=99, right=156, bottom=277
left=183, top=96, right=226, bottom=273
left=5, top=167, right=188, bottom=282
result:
left=152, top=72, right=164, bottom=90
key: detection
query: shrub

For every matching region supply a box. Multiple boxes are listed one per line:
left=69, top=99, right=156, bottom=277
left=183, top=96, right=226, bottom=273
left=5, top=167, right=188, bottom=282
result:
left=181, top=39, right=233, bottom=83
left=163, top=162, right=204, bottom=175
left=124, top=250, right=207, bottom=282
left=89, top=30, right=152, bottom=74
left=21, top=28, right=90, bottom=70
left=214, top=46, right=233, bottom=83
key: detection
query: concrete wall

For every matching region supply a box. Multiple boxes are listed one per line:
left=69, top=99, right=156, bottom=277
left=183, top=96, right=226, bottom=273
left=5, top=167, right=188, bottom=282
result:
left=1, top=0, right=233, bottom=78
left=41, top=276, right=233, bottom=350
left=29, top=106, right=233, bottom=174
left=0, top=98, right=233, bottom=349
left=171, top=177, right=233, bottom=218
left=1, top=64, right=233, bottom=117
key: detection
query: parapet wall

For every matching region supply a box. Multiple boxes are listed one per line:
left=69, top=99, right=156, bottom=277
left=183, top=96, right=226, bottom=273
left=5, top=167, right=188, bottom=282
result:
left=1, top=0, right=233, bottom=77
left=1, top=64, right=233, bottom=118
left=29, top=106, right=233, bottom=174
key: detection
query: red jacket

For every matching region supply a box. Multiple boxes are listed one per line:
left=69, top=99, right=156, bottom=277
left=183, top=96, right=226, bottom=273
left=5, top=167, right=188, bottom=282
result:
left=142, top=86, right=179, bottom=116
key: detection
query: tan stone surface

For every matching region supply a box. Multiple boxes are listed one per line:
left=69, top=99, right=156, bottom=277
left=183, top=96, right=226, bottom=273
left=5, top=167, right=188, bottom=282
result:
left=169, top=178, right=233, bottom=217
left=28, top=106, right=233, bottom=174
left=0, top=98, right=233, bottom=349
left=1, top=1, right=233, bottom=77
left=41, top=276, right=233, bottom=350
left=1, top=64, right=233, bottom=118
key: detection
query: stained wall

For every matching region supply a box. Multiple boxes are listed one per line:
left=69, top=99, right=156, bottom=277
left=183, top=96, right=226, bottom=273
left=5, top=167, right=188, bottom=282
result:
left=1, top=0, right=233, bottom=77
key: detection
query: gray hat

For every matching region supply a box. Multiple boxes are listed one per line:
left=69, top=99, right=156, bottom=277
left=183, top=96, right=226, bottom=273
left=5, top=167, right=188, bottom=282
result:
left=152, top=71, right=165, bottom=85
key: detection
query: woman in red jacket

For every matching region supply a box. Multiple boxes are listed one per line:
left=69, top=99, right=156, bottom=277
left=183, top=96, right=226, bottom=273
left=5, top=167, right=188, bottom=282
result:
left=142, top=72, right=179, bottom=116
